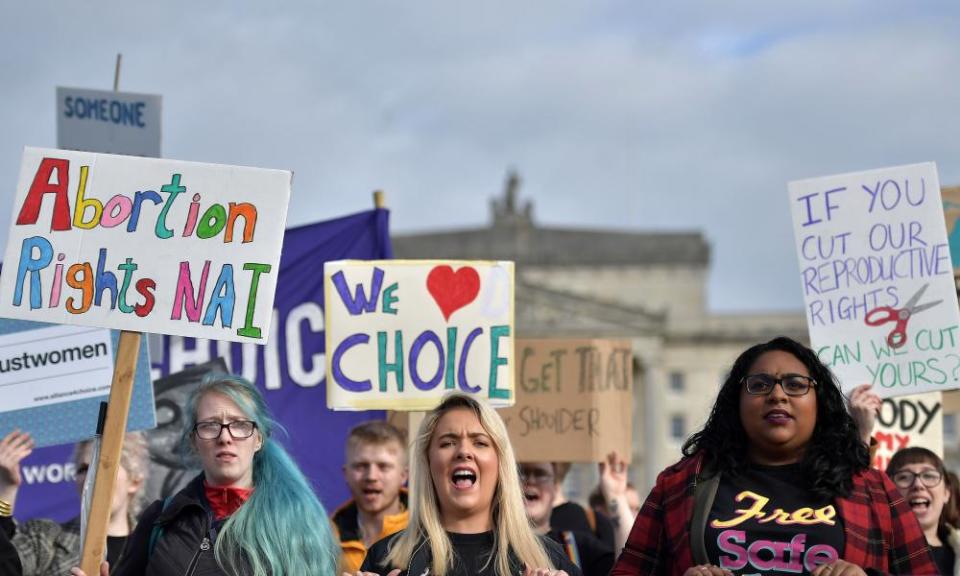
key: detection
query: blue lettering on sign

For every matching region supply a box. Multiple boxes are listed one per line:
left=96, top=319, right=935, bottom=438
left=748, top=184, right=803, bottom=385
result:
left=64, top=96, right=147, bottom=128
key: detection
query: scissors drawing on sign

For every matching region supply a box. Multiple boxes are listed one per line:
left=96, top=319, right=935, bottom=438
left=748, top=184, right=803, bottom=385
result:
left=864, top=283, right=942, bottom=349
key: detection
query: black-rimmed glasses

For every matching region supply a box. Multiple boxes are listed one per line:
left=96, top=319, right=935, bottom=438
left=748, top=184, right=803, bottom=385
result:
left=518, top=467, right=555, bottom=485
left=194, top=420, right=257, bottom=440
left=741, top=374, right=817, bottom=397
left=892, top=470, right=943, bottom=489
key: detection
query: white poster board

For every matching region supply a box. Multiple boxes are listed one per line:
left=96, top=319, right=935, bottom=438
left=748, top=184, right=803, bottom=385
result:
left=0, top=147, right=290, bottom=343
left=57, top=87, right=161, bottom=158
left=871, top=392, right=943, bottom=471
left=325, top=260, right=515, bottom=410
left=789, top=162, right=960, bottom=397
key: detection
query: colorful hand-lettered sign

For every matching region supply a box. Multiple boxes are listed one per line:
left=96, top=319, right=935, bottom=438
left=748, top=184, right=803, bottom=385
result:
left=870, top=392, right=943, bottom=471
left=325, top=260, right=515, bottom=410
left=789, top=163, right=960, bottom=397
left=498, top=339, right=633, bottom=462
left=0, top=147, right=290, bottom=343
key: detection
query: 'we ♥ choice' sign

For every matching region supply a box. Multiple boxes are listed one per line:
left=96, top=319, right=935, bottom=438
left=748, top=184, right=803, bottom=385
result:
left=324, top=260, right=515, bottom=411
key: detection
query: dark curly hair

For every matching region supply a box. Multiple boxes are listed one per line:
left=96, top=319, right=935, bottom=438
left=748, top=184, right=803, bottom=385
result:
left=682, top=336, right=869, bottom=499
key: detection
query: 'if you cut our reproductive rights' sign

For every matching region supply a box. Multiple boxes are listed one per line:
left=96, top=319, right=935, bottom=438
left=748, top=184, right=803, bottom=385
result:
left=325, top=260, right=515, bottom=411
left=789, top=162, right=960, bottom=397
left=0, top=147, right=290, bottom=343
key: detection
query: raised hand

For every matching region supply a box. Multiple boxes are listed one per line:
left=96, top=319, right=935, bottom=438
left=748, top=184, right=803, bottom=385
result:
left=0, top=430, right=34, bottom=506
left=847, top=384, right=881, bottom=446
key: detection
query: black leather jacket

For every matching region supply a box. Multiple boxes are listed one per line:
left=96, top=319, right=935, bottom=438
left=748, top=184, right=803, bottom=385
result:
left=113, top=474, right=239, bottom=576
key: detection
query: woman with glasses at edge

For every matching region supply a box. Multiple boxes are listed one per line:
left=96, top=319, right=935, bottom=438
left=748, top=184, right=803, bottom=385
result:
left=352, top=392, right=580, bottom=576
left=611, top=336, right=937, bottom=576
left=850, top=384, right=960, bottom=575
left=71, top=374, right=339, bottom=576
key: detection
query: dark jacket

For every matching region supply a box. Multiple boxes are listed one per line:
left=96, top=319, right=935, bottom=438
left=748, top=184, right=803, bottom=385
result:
left=330, top=490, right=409, bottom=573
left=361, top=529, right=582, bottom=576
left=547, top=529, right=613, bottom=576
left=114, top=474, right=241, bottom=576
left=1, top=516, right=22, bottom=576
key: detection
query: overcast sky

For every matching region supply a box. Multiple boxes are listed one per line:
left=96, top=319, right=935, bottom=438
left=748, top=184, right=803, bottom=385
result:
left=2, top=1, right=958, bottom=313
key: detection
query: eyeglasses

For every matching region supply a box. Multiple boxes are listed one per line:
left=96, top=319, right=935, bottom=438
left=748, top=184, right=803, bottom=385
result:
left=518, top=467, right=555, bottom=485
left=741, top=374, right=817, bottom=397
left=892, top=470, right=943, bottom=489
left=194, top=420, right=257, bottom=440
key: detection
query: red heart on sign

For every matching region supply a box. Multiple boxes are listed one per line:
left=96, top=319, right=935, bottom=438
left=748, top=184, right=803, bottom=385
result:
left=427, top=265, right=481, bottom=321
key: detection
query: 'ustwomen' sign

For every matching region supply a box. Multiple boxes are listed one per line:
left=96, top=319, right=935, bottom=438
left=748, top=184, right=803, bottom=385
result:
left=325, top=260, right=515, bottom=410
left=0, top=147, right=290, bottom=343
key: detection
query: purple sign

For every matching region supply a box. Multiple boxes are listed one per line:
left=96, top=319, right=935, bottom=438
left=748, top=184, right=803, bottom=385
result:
left=14, top=208, right=392, bottom=521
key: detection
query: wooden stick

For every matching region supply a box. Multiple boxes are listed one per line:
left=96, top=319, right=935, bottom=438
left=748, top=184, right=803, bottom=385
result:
left=79, top=330, right=141, bottom=575
left=113, top=54, right=122, bottom=92
left=373, top=190, right=385, bottom=209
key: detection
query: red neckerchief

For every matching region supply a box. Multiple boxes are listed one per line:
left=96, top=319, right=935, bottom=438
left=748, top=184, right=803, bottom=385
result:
left=204, top=481, right=254, bottom=520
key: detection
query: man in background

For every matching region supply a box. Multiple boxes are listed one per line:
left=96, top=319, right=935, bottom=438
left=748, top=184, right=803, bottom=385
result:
left=331, top=421, right=409, bottom=573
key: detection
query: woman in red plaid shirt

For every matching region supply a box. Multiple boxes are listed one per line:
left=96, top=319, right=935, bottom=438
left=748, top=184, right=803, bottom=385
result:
left=611, top=337, right=937, bottom=576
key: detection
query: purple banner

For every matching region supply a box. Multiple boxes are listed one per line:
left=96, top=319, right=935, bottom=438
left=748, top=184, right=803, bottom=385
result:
left=14, top=208, right=392, bottom=521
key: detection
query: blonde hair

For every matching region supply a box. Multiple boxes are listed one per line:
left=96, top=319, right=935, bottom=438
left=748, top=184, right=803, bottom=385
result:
left=74, top=431, right=150, bottom=525
left=385, top=393, right=552, bottom=576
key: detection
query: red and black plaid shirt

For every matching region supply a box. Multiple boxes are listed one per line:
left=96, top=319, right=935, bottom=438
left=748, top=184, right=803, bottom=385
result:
left=611, top=453, right=937, bottom=575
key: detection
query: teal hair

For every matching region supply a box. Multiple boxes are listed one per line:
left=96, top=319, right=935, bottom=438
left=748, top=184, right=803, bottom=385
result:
left=180, top=374, right=339, bottom=576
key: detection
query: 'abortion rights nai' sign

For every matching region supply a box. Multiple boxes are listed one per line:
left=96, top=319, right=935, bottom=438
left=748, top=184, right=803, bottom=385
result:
left=789, top=163, right=960, bottom=397
left=0, top=147, right=290, bottom=343
left=325, top=260, right=515, bottom=410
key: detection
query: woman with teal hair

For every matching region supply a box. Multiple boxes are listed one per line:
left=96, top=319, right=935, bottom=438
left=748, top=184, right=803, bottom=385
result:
left=72, top=374, right=339, bottom=576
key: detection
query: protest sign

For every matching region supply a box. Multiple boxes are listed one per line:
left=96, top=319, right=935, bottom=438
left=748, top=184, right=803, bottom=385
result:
left=943, top=186, right=960, bottom=283
left=325, top=260, right=514, bottom=411
left=57, top=87, right=162, bottom=158
left=0, top=147, right=290, bottom=344
left=870, top=392, right=943, bottom=471
left=498, top=339, right=632, bottom=462
left=149, top=209, right=393, bottom=510
left=789, top=163, right=960, bottom=397
left=0, top=319, right=155, bottom=449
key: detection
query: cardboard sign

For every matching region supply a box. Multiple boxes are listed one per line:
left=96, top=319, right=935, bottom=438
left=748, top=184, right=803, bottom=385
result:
left=789, top=163, right=960, bottom=397
left=325, top=260, right=514, bottom=410
left=871, top=392, right=943, bottom=471
left=0, top=147, right=290, bottom=343
left=0, top=319, right=156, bottom=448
left=498, top=339, right=632, bottom=462
left=57, top=87, right=162, bottom=158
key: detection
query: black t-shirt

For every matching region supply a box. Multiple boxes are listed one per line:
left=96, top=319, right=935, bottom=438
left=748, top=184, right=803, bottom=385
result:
left=106, top=534, right=128, bottom=569
left=361, top=530, right=582, bottom=576
left=930, top=544, right=955, bottom=576
left=704, top=463, right=845, bottom=575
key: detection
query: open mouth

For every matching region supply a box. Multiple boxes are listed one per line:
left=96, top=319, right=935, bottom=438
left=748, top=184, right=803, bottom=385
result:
left=524, top=489, right=540, bottom=502
left=910, top=498, right=931, bottom=513
left=451, top=468, right=477, bottom=489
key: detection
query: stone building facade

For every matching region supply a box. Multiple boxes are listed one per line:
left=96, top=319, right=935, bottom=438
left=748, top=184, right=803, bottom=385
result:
left=392, top=173, right=809, bottom=498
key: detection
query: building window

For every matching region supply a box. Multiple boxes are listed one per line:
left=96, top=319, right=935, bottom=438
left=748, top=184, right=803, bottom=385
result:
left=670, top=415, right=686, bottom=441
left=945, top=413, right=957, bottom=441
left=669, top=372, right=685, bottom=393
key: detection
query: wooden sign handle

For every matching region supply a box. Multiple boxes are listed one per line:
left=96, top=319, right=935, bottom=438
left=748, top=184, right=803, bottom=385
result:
left=79, top=330, right=141, bottom=575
